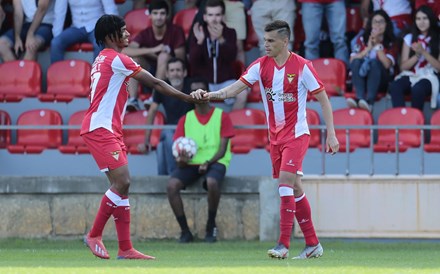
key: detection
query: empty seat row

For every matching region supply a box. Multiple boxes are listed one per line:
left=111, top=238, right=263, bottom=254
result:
left=0, top=60, right=91, bottom=103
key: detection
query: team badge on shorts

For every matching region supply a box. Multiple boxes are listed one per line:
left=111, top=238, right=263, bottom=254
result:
left=111, top=150, right=121, bottom=161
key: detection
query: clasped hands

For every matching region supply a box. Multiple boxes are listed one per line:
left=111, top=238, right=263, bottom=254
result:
left=190, top=89, right=210, bottom=101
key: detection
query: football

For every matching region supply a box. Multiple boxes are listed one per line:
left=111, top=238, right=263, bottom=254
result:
left=172, top=137, right=198, bottom=159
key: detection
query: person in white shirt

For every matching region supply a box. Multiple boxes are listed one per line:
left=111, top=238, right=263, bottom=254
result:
left=0, top=0, right=54, bottom=61
left=50, top=0, right=118, bottom=63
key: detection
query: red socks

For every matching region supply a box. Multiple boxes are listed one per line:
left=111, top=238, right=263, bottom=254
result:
left=113, top=196, right=133, bottom=251
left=89, top=189, right=133, bottom=251
left=295, top=193, right=319, bottom=246
left=89, top=189, right=119, bottom=237
left=278, top=184, right=295, bottom=249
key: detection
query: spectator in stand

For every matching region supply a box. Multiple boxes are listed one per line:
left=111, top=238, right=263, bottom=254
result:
left=415, top=0, right=440, bottom=25
left=347, top=10, right=396, bottom=112
left=250, top=0, right=295, bottom=57
left=0, top=0, right=7, bottom=33
left=360, top=0, right=412, bottom=38
left=50, top=0, right=118, bottom=64
left=189, top=0, right=247, bottom=111
left=167, top=77, right=234, bottom=243
left=123, top=0, right=186, bottom=111
left=137, top=57, right=194, bottom=175
left=133, top=0, right=174, bottom=20
left=389, top=5, right=440, bottom=111
left=299, top=0, right=349, bottom=66
left=0, top=0, right=54, bottom=61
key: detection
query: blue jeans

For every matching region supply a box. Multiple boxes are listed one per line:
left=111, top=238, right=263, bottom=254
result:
left=302, top=0, right=349, bottom=65
left=156, top=129, right=177, bottom=175
left=50, top=27, right=102, bottom=63
left=350, top=58, right=389, bottom=104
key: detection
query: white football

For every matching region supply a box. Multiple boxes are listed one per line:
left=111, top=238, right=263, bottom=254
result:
left=172, top=137, right=198, bottom=159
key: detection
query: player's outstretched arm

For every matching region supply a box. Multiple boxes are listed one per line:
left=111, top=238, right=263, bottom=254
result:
left=132, top=69, right=196, bottom=103
left=207, top=80, right=248, bottom=100
left=314, top=91, right=339, bottom=154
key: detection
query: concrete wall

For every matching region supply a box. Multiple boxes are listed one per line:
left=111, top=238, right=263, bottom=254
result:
left=1, top=176, right=440, bottom=241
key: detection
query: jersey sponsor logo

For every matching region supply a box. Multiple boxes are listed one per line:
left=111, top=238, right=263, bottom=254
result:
left=265, top=87, right=276, bottom=101
left=287, top=73, right=296, bottom=84
left=111, top=150, right=121, bottom=161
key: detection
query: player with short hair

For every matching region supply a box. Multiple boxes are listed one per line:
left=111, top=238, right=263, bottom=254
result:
left=80, top=14, right=198, bottom=260
left=191, top=20, right=339, bottom=259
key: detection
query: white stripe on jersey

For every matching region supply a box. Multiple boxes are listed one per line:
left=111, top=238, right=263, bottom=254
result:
left=90, top=55, right=128, bottom=133
left=272, top=67, right=286, bottom=132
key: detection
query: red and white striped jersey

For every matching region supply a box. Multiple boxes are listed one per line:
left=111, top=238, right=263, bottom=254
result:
left=240, top=52, right=324, bottom=145
left=81, top=48, right=141, bottom=139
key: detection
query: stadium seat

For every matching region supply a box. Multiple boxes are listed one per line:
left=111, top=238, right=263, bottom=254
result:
left=332, top=108, right=373, bottom=152
left=424, top=110, right=440, bottom=152
left=232, top=60, right=245, bottom=79
left=307, top=109, right=321, bottom=148
left=228, top=108, right=267, bottom=154
left=346, top=7, right=363, bottom=34
left=244, top=10, right=259, bottom=51
left=7, top=109, right=63, bottom=154
left=172, top=7, right=198, bottom=39
left=123, top=110, right=165, bottom=154
left=311, top=58, right=346, bottom=97
left=293, top=8, right=305, bottom=52
left=0, top=110, right=11, bottom=148
left=0, top=60, right=42, bottom=102
left=374, top=107, right=424, bottom=153
left=67, top=43, right=94, bottom=52
left=58, top=110, right=89, bottom=154
left=39, top=60, right=91, bottom=103
left=124, top=9, right=152, bottom=39
left=247, top=82, right=262, bottom=103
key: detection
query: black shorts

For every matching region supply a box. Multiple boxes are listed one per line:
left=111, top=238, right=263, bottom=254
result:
left=171, top=162, right=226, bottom=190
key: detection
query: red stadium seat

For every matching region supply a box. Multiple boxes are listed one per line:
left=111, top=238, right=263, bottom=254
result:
left=311, top=58, right=346, bottom=97
left=247, top=82, right=262, bottom=103
left=232, top=60, right=245, bottom=79
left=346, top=7, right=363, bottom=34
left=244, top=10, right=259, bottom=51
left=124, top=8, right=152, bottom=39
left=0, top=110, right=11, bottom=148
left=123, top=110, right=165, bottom=154
left=67, top=43, right=94, bottom=52
left=229, top=108, right=267, bottom=154
left=332, top=108, right=373, bottom=152
left=0, top=60, right=42, bottom=102
left=424, top=110, right=440, bottom=152
left=374, top=107, right=424, bottom=153
left=39, top=60, right=91, bottom=103
left=172, top=7, right=198, bottom=39
left=58, top=110, right=89, bottom=154
left=7, top=109, right=63, bottom=154
left=307, top=109, right=321, bottom=148
left=293, top=8, right=305, bottom=52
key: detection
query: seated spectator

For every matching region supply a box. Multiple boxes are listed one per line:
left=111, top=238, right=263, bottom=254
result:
left=389, top=5, right=440, bottom=111
left=50, top=0, right=118, bottom=64
left=0, top=0, right=54, bottom=61
left=123, top=0, right=186, bottom=111
left=188, top=0, right=247, bottom=111
left=299, top=0, right=349, bottom=66
left=347, top=10, right=397, bottom=112
left=360, top=0, right=412, bottom=38
left=415, top=0, right=440, bottom=26
left=167, top=77, right=234, bottom=243
left=133, top=0, right=174, bottom=20
left=137, top=57, right=194, bottom=175
left=250, top=0, right=295, bottom=57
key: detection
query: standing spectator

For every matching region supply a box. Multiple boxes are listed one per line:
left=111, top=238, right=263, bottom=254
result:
left=191, top=20, right=339, bottom=259
left=133, top=0, right=175, bottom=20
left=189, top=0, right=247, bottom=111
left=360, top=0, right=412, bottom=38
left=81, top=14, right=197, bottom=260
left=389, top=6, right=440, bottom=111
left=123, top=0, right=186, bottom=111
left=50, top=0, right=118, bottom=64
left=347, top=10, right=397, bottom=112
left=0, top=0, right=54, bottom=61
left=250, top=0, right=295, bottom=57
left=137, top=57, right=193, bottom=175
left=299, top=0, right=349, bottom=65
left=168, top=77, right=234, bottom=243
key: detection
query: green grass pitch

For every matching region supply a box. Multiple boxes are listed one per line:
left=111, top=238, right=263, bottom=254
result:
left=0, top=238, right=439, bottom=274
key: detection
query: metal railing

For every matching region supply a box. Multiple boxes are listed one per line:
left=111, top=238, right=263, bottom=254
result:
left=1, top=124, right=440, bottom=176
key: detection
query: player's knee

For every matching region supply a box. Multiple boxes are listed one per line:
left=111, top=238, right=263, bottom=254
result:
left=167, top=179, right=182, bottom=194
